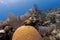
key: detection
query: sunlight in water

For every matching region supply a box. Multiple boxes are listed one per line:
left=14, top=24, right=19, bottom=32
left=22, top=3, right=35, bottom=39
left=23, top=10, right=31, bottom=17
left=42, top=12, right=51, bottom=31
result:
left=0, top=0, right=20, bottom=4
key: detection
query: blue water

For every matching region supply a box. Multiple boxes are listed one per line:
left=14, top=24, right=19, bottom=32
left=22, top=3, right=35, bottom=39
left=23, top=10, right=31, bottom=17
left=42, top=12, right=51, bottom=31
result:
left=0, top=0, right=60, bottom=20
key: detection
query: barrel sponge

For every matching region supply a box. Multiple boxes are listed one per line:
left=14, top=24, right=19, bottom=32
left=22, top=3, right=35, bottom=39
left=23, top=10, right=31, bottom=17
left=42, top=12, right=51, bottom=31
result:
left=12, top=26, right=42, bottom=40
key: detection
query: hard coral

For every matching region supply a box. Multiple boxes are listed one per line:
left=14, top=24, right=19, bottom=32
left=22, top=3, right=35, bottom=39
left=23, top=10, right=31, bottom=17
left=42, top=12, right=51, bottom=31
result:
left=12, top=26, right=42, bottom=40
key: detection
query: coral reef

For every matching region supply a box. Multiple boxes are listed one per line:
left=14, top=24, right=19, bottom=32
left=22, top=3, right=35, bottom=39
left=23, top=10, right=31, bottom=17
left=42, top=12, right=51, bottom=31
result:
left=0, top=5, right=60, bottom=40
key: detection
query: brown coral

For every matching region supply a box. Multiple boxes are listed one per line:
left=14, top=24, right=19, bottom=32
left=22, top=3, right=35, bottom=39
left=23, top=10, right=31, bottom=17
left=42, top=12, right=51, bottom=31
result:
left=12, top=26, right=42, bottom=40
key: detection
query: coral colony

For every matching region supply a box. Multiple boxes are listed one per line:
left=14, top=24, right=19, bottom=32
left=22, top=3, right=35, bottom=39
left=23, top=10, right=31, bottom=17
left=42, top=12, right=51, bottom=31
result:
left=0, top=5, right=60, bottom=40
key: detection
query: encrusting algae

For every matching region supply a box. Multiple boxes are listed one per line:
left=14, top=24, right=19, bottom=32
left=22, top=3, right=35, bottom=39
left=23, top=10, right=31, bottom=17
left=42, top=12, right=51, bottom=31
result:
left=12, top=26, right=43, bottom=40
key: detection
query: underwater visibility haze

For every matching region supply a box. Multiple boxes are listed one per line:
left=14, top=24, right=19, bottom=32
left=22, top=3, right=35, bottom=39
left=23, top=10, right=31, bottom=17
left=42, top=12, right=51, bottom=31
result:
left=0, top=0, right=60, bottom=40
left=0, top=0, right=60, bottom=20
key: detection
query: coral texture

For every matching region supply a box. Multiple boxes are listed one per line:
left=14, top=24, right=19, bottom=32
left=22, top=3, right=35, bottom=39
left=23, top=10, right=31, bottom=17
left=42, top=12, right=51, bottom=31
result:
left=12, top=26, right=42, bottom=40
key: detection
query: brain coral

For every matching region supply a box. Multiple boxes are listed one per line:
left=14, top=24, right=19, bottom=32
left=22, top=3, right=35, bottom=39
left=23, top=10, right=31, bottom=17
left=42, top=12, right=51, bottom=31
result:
left=12, top=26, right=43, bottom=40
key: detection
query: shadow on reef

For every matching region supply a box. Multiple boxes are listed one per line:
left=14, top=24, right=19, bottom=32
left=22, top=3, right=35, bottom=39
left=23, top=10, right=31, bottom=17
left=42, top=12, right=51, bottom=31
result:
left=0, top=5, right=60, bottom=40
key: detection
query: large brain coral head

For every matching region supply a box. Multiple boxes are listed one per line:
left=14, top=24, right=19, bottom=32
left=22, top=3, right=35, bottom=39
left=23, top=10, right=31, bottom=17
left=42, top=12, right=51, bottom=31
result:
left=12, top=26, right=43, bottom=40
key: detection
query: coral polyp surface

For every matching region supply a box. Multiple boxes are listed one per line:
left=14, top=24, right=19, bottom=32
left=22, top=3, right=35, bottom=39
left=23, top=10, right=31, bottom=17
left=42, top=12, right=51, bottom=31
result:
left=12, top=26, right=43, bottom=40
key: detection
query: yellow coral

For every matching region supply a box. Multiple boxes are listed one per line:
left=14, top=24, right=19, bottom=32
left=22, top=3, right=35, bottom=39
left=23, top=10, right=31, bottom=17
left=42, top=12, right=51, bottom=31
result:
left=12, top=26, right=42, bottom=40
